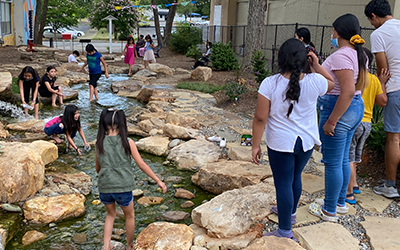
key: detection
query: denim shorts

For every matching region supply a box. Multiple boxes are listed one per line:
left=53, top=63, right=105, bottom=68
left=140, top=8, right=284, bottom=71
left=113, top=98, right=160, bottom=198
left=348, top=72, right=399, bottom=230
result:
left=349, top=122, right=372, bottom=163
left=384, top=89, right=400, bottom=133
left=99, top=192, right=133, bottom=207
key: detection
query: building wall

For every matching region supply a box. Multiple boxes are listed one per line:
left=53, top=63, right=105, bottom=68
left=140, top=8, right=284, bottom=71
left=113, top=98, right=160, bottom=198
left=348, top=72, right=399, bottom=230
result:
left=1, top=1, right=14, bottom=46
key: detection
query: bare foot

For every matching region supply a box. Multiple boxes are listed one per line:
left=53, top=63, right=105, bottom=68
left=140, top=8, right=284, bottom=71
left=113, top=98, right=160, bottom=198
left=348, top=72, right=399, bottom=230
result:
left=52, top=104, right=58, bottom=108
left=52, top=135, right=63, bottom=144
left=126, top=243, right=134, bottom=250
left=60, top=103, right=64, bottom=105
left=88, top=99, right=93, bottom=102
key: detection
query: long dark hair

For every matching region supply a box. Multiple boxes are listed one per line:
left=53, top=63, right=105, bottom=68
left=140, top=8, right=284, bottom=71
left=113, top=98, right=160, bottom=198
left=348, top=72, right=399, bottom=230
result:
left=295, top=27, right=315, bottom=48
left=96, top=108, right=130, bottom=155
left=333, top=14, right=368, bottom=91
left=61, top=105, right=81, bottom=136
left=145, top=34, right=153, bottom=44
left=278, top=38, right=308, bottom=118
left=127, top=36, right=135, bottom=45
left=19, top=66, right=38, bottom=81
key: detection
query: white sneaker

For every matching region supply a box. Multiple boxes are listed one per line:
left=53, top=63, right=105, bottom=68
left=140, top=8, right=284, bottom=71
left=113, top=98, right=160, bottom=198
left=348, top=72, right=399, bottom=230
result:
left=207, top=135, right=221, bottom=142
left=373, top=184, right=400, bottom=198
left=313, top=198, right=349, bottom=214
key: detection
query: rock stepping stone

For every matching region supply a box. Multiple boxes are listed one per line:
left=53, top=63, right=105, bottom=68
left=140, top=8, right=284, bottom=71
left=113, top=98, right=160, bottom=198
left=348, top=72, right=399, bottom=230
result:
left=21, top=230, right=46, bottom=246
left=137, top=196, right=164, bottom=205
left=175, top=188, right=195, bottom=199
left=243, top=236, right=303, bottom=250
left=0, top=204, right=22, bottom=213
left=301, top=173, right=324, bottom=194
left=71, top=233, right=87, bottom=244
left=293, top=222, right=359, bottom=250
left=132, top=189, right=144, bottom=197
left=356, top=188, right=393, bottom=213
left=312, top=150, right=323, bottom=165
left=360, top=216, right=400, bottom=250
left=161, top=211, right=190, bottom=222
left=228, top=146, right=252, bottom=162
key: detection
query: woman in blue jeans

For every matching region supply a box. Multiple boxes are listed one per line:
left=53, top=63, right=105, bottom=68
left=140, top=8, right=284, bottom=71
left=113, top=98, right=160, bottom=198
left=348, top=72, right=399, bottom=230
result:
left=252, top=38, right=334, bottom=241
left=308, top=14, right=367, bottom=222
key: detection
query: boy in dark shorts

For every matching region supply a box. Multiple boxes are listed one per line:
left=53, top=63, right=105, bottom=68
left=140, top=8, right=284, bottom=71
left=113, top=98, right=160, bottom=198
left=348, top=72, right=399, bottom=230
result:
left=78, top=44, right=109, bottom=102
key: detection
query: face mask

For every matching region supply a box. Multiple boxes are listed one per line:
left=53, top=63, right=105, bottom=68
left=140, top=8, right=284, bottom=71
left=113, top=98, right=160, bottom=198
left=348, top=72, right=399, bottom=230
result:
left=26, top=77, right=33, bottom=81
left=331, top=34, right=339, bottom=48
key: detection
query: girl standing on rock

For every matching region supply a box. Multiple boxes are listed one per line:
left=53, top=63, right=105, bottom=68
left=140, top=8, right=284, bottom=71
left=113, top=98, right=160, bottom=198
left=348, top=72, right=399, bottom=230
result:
left=44, top=104, right=90, bottom=155
left=252, top=38, right=334, bottom=241
left=95, top=108, right=167, bottom=250
left=122, top=36, right=138, bottom=76
left=38, top=66, right=64, bottom=108
left=143, top=34, right=156, bottom=69
left=18, top=66, right=40, bottom=119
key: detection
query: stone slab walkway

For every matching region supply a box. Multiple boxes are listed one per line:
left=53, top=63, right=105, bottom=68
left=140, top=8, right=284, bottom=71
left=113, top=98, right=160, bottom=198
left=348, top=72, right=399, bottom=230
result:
left=361, top=216, right=400, bottom=250
left=356, top=188, right=393, bottom=213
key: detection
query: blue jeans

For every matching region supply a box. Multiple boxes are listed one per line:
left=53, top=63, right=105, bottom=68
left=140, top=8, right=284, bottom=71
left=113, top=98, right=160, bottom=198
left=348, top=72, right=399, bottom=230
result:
left=44, top=123, right=76, bottom=138
left=268, top=137, right=313, bottom=230
left=318, top=94, right=364, bottom=214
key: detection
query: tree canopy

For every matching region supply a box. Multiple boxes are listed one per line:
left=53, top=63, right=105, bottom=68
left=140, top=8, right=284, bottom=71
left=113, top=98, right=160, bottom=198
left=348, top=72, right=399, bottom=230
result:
left=46, top=0, right=83, bottom=34
left=90, top=0, right=140, bottom=39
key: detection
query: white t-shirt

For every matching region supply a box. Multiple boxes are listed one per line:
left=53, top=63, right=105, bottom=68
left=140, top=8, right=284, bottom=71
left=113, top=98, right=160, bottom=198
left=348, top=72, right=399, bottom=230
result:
left=371, top=19, right=400, bottom=93
left=258, top=73, right=328, bottom=153
left=68, top=54, right=77, bottom=63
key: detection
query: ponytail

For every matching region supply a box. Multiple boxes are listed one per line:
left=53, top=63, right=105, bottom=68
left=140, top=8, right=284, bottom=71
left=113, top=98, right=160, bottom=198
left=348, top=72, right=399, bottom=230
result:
left=285, top=62, right=302, bottom=118
left=354, top=43, right=368, bottom=90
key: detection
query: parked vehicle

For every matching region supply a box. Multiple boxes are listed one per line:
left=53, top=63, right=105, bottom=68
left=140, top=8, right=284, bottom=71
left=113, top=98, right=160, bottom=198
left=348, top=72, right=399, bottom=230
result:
left=43, top=26, right=79, bottom=39
left=139, top=21, right=151, bottom=27
left=71, top=28, right=85, bottom=37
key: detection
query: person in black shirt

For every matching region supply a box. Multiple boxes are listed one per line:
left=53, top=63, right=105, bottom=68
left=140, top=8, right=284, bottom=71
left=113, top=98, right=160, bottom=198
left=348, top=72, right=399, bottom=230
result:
left=39, top=66, right=64, bottom=107
left=18, top=66, right=40, bottom=118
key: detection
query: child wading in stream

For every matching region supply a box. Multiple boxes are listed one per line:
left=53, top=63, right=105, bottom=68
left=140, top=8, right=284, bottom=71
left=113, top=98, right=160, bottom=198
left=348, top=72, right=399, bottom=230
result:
left=44, top=104, right=90, bottom=155
left=95, top=108, right=167, bottom=250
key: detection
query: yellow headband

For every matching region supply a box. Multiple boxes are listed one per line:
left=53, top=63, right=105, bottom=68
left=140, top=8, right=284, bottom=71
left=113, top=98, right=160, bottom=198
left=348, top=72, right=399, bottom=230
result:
left=350, top=35, right=365, bottom=45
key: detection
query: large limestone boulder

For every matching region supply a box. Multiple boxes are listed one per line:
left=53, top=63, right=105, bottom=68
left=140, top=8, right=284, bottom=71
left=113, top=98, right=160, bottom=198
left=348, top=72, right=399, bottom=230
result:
left=63, top=71, right=90, bottom=84
left=0, top=141, right=58, bottom=203
left=148, top=63, right=173, bottom=75
left=191, top=182, right=275, bottom=238
left=127, top=124, right=149, bottom=137
left=6, top=119, right=45, bottom=133
left=136, top=87, right=174, bottom=103
left=111, top=79, right=142, bottom=93
left=133, top=222, right=194, bottom=250
left=165, top=111, right=200, bottom=129
left=167, top=140, right=221, bottom=171
left=23, top=193, right=86, bottom=224
left=138, top=119, right=155, bottom=133
left=135, top=136, right=170, bottom=156
left=39, top=86, right=78, bottom=103
left=134, top=69, right=158, bottom=78
left=163, top=124, right=195, bottom=140
left=190, top=224, right=261, bottom=250
left=191, top=67, right=212, bottom=81
left=45, top=163, right=92, bottom=195
left=192, top=161, right=272, bottom=194
left=107, top=65, right=129, bottom=74
left=60, top=63, right=82, bottom=72
left=0, top=72, right=12, bottom=101
left=243, top=236, right=304, bottom=250
left=228, top=147, right=252, bottom=162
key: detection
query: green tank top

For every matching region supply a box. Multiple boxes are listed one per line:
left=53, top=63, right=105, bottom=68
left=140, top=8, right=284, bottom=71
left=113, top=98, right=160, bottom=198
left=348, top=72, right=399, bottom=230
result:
left=97, top=135, right=135, bottom=193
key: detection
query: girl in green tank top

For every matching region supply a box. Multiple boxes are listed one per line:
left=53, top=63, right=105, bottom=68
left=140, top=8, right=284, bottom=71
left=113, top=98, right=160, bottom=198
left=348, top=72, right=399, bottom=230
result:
left=95, top=108, right=167, bottom=250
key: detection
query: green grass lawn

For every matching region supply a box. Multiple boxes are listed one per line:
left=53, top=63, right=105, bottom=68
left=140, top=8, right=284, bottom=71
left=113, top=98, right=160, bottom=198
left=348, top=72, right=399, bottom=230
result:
left=92, top=28, right=110, bottom=40
left=176, top=82, right=224, bottom=94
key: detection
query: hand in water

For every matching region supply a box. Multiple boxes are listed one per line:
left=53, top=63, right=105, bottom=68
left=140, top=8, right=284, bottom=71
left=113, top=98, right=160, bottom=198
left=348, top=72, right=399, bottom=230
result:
left=157, top=181, right=167, bottom=193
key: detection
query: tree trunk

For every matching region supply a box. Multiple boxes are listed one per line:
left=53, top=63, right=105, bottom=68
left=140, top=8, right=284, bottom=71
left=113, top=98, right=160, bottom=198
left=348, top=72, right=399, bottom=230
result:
left=33, top=0, right=42, bottom=44
left=244, top=0, right=266, bottom=66
left=37, top=0, right=49, bottom=45
left=163, top=0, right=177, bottom=46
left=151, top=0, right=162, bottom=46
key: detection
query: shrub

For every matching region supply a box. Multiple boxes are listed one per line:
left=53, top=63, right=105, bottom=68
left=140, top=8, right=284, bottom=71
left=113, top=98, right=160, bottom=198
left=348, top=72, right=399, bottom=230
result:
left=224, top=79, right=247, bottom=100
left=176, top=82, right=224, bottom=94
left=210, top=42, right=238, bottom=71
left=185, top=45, right=202, bottom=59
left=12, top=77, right=19, bottom=94
left=366, top=121, right=386, bottom=155
left=170, top=26, right=202, bottom=54
left=251, top=50, right=271, bottom=85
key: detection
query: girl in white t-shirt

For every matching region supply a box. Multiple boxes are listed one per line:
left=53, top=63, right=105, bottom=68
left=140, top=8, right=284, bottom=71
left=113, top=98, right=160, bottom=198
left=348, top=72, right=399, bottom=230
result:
left=252, top=38, right=334, bottom=241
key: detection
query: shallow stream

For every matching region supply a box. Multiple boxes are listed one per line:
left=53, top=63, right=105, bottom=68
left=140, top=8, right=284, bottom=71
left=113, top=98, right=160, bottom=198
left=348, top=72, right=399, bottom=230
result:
left=4, top=74, right=215, bottom=249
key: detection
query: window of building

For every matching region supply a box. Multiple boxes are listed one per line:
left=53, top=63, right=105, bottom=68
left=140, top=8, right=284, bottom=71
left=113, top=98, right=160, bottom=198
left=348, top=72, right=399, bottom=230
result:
left=1, top=2, right=12, bottom=36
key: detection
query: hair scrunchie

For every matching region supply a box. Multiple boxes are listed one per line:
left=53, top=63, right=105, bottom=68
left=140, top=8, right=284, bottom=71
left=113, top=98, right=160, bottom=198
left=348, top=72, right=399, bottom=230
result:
left=350, top=35, right=365, bottom=45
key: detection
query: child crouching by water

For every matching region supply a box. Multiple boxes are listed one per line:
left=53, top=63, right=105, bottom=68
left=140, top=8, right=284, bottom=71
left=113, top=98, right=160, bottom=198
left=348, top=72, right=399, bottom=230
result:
left=95, top=108, right=167, bottom=250
left=44, top=104, right=90, bottom=155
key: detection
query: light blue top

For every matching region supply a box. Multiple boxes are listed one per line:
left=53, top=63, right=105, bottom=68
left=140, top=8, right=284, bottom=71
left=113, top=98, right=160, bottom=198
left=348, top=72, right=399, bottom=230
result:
left=145, top=42, right=152, bottom=51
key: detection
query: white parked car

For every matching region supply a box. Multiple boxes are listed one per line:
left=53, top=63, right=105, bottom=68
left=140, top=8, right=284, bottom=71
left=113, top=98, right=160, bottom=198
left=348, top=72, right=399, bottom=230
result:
left=43, top=26, right=79, bottom=39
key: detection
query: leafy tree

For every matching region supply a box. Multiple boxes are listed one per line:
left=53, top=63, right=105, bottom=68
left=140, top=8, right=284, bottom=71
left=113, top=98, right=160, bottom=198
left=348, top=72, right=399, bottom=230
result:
left=71, top=0, right=94, bottom=18
left=90, top=0, right=140, bottom=39
left=176, top=1, right=196, bottom=21
left=46, top=0, right=83, bottom=39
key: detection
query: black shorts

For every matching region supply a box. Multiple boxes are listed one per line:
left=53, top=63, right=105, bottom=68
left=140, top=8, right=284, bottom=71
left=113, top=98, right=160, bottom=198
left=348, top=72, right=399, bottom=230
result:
left=23, top=82, right=39, bottom=104
left=39, top=85, right=59, bottom=98
left=89, top=73, right=102, bottom=88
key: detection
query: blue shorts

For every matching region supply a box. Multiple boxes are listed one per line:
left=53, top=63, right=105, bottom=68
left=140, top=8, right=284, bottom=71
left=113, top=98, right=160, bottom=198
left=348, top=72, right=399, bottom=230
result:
left=384, top=89, right=400, bottom=133
left=44, top=123, right=76, bottom=138
left=99, top=192, right=133, bottom=207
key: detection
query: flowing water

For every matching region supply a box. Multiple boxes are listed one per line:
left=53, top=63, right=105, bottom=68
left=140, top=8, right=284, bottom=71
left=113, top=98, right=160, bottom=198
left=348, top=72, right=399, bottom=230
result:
left=3, top=74, right=215, bottom=250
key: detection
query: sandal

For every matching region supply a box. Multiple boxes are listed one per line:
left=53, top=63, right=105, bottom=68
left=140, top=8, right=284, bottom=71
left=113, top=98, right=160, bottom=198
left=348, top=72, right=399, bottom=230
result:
left=345, top=193, right=356, bottom=205
left=353, top=186, right=361, bottom=194
left=308, top=201, right=337, bottom=222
